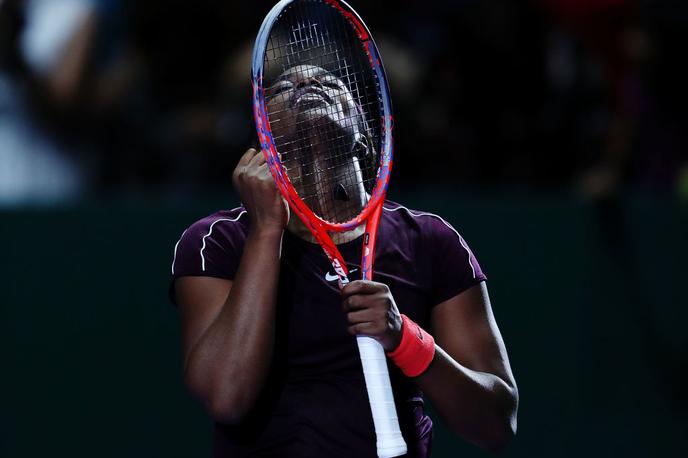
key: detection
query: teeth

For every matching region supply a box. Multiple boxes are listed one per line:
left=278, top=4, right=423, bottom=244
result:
left=296, top=94, right=324, bottom=103
left=295, top=94, right=328, bottom=110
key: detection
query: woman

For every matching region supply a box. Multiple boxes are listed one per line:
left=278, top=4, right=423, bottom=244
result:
left=170, top=66, right=518, bottom=457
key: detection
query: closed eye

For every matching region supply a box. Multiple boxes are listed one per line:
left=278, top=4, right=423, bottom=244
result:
left=323, top=82, right=340, bottom=89
left=321, top=78, right=342, bottom=90
left=270, top=81, right=293, bottom=97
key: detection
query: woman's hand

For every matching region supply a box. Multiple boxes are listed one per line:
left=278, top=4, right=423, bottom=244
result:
left=341, top=280, right=403, bottom=351
left=232, top=148, right=289, bottom=235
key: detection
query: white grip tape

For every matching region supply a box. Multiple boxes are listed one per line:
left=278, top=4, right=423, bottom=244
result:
left=356, top=335, right=408, bottom=458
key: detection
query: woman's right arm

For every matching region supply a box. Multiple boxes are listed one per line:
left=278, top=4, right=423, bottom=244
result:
left=175, top=148, right=289, bottom=425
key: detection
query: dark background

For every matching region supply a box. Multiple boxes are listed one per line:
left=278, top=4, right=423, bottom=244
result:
left=1, top=0, right=687, bottom=456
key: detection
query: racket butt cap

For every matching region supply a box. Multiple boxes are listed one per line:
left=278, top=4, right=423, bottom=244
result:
left=376, top=440, right=407, bottom=458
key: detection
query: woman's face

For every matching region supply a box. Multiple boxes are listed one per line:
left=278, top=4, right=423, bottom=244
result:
left=265, top=65, right=370, bottom=222
left=265, top=65, right=363, bottom=141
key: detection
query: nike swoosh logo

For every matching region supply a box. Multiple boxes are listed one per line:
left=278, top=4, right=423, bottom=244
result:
left=325, top=268, right=358, bottom=282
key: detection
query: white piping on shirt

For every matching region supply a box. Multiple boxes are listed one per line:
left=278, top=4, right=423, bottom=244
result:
left=171, top=229, right=188, bottom=274
left=383, top=204, right=477, bottom=278
left=199, top=211, right=247, bottom=272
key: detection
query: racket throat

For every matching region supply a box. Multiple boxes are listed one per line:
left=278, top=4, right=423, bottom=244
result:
left=329, top=257, right=350, bottom=288
left=337, top=275, right=350, bottom=288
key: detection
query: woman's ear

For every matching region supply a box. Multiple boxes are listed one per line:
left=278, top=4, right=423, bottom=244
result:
left=352, top=135, right=370, bottom=159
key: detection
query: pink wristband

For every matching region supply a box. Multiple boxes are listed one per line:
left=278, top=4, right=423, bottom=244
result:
left=386, top=314, right=436, bottom=377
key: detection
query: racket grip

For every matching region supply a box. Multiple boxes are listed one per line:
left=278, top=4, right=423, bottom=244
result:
left=356, top=335, right=408, bottom=458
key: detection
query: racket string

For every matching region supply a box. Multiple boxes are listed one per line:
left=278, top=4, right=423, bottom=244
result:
left=263, top=0, right=384, bottom=223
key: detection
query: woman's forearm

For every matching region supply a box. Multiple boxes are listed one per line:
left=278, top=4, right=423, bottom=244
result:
left=415, top=345, right=519, bottom=452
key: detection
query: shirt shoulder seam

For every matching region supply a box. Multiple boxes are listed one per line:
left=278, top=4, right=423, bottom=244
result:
left=199, top=210, right=248, bottom=272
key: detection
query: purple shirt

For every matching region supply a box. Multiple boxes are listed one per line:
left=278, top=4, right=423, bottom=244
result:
left=170, top=200, right=486, bottom=457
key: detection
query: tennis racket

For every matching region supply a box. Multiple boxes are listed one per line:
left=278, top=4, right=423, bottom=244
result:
left=251, top=1, right=404, bottom=457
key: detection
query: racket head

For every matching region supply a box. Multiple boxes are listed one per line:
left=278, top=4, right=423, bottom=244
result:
left=252, top=0, right=393, bottom=233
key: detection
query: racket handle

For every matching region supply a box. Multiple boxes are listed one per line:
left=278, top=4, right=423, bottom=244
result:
left=356, top=335, right=408, bottom=458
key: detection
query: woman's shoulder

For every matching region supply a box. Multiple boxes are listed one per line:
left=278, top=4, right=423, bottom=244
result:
left=381, top=200, right=459, bottom=238
left=191, top=206, right=248, bottom=230
left=171, top=206, right=249, bottom=279
left=381, top=200, right=486, bottom=301
left=182, top=206, right=249, bottom=242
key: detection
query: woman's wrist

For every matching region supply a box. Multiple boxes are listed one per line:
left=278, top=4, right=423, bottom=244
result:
left=386, top=314, right=436, bottom=378
left=248, top=225, right=285, bottom=240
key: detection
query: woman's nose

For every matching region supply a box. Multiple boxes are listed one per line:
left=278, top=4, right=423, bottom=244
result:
left=296, top=76, right=323, bottom=90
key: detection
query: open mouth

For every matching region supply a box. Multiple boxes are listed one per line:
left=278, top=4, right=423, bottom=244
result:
left=294, top=94, right=328, bottom=110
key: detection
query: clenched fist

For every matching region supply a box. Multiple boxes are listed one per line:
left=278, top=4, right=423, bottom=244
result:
left=341, top=280, right=403, bottom=352
left=232, top=148, right=289, bottom=235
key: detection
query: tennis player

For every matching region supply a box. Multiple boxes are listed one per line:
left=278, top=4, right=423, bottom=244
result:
left=170, top=68, right=518, bottom=457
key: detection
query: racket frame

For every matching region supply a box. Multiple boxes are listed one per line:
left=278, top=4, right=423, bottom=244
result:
left=251, top=1, right=405, bottom=457
left=252, top=0, right=393, bottom=281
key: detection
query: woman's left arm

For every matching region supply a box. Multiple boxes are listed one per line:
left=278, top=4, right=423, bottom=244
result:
left=416, top=281, right=518, bottom=452
left=342, top=280, right=518, bottom=452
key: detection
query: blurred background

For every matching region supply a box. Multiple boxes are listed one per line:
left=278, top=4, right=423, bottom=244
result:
left=1, top=0, right=686, bottom=456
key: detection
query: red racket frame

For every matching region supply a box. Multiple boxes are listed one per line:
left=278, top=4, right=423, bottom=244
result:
left=251, top=0, right=394, bottom=283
